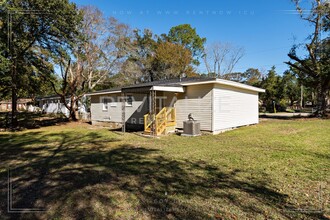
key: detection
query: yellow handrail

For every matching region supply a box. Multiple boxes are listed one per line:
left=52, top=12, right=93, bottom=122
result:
left=165, top=107, right=176, bottom=123
left=144, top=113, right=154, bottom=130
left=156, top=107, right=167, bottom=119
left=144, top=107, right=176, bottom=135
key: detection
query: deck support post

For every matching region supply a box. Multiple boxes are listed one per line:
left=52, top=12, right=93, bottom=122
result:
left=150, top=89, right=156, bottom=136
left=121, top=92, right=126, bottom=133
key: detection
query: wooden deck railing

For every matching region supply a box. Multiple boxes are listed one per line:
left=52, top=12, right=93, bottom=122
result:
left=144, top=107, right=176, bottom=135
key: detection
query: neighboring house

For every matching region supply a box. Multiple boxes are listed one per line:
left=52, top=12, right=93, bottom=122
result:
left=87, top=78, right=265, bottom=135
left=0, top=98, right=32, bottom=111
left=37, top=95, right=87, bottom=117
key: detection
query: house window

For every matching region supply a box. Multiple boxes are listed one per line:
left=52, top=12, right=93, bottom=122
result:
left=102, top=98, right=109, bottom=111
left=126, top=95, right=133, bottom=107
left=102, top=97, right=116, bottom=110
left=110, top=101, right=117, bottom=107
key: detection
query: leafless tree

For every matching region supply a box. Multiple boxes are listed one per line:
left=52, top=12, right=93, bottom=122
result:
left=79, top=6, right=132, bottom=90
left=49, top=6, right=133, bottom=120
left=203, top=42, right=245, bottom=78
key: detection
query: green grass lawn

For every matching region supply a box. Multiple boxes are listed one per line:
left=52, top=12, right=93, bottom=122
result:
left=0, top=119, right=329, bottom=219
left=0, top=112, right=68, bottom=130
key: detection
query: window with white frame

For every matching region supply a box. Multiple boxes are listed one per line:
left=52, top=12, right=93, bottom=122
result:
left=126, top=95, right=133, bottom=107
left=110, top=97, right=117, bottom=107
left=102, top=97, right=117, bottom=110
left=102, top=97, right=109, bottom=111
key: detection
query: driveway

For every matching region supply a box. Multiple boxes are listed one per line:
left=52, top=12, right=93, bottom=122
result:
left=259, top=112, right=313, bottom=118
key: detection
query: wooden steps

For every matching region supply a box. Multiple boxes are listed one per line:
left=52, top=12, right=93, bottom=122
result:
left=143, top=107, right=176, bottom=136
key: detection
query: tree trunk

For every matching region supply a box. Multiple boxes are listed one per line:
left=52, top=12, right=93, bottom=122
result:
left=316, top=84, right=328, bottom=117
left=11, top=61, right=18, bottom=128
left=290, top=99, right=294, bottom=107
left=11, top=89, right=18, bottom=128
left=70, top=96, right=78, bottom=121
left=60, top=95, right=77, bottom=121
left=149, top=71, right=154, bottom=82
left=70, top=109, right=78, bottom=121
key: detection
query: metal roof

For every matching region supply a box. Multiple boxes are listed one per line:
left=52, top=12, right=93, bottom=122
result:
left=85, top=77, right=215, bottom=95
left=85, top=87, right=122, bottom=96
left=121, top=77, right=215, bottom=89
left=85, top=77, right=265, bottom=96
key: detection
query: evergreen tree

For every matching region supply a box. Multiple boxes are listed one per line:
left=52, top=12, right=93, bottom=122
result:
left=0, top=0, right=82, bottom=127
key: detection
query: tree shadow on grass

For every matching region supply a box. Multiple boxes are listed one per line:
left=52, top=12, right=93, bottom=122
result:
left=0, top=112, right=69, bottom=130
left=0, top=131, right=327, bottom=219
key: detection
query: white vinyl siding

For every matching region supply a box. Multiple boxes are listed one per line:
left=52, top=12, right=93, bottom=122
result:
left=212, top=84, right=259, bottom=131
left=124, top=94, right=148, bottom=124
left=90, top=93, right=148, bottom=125
left=174, top=84, right=212, bottom=131
left=110, top=101, right=117, bottom=107
left=89, top=82, right=262, bottom=132
left=91, top=94, right=122, bottom=122
left=40, top=98, right=69, bottom=117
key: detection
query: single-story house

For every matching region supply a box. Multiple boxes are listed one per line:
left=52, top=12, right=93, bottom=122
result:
left=87, top=77, right=265, bottom=135
left=0, top=98, right=32, bottom=111
left=37, top=95, right=87, bottom=117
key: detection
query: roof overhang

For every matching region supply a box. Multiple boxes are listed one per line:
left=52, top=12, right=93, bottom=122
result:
left=181, top=79, right=265, bottom=93
left=115, top=86, right=185, bottom=94
left=86, top=90, right=121, bottom=96
left=85, top=78, right=264, bottom=96
left=37, top=96, right=61, bottom=100
left=151, top=86, right=184, bottom=93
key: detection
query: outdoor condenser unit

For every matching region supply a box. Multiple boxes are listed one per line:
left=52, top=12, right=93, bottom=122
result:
left=182, top=114, right=201, bottom=136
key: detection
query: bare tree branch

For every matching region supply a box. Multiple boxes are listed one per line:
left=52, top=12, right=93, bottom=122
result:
left=203, top=42, right=245, bottom=78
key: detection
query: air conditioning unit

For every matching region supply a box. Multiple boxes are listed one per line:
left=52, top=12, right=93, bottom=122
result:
left=182, top=120, right=201, bottom=136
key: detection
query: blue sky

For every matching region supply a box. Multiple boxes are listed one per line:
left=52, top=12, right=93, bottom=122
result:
left=72, top=0, right=313, bottom=75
